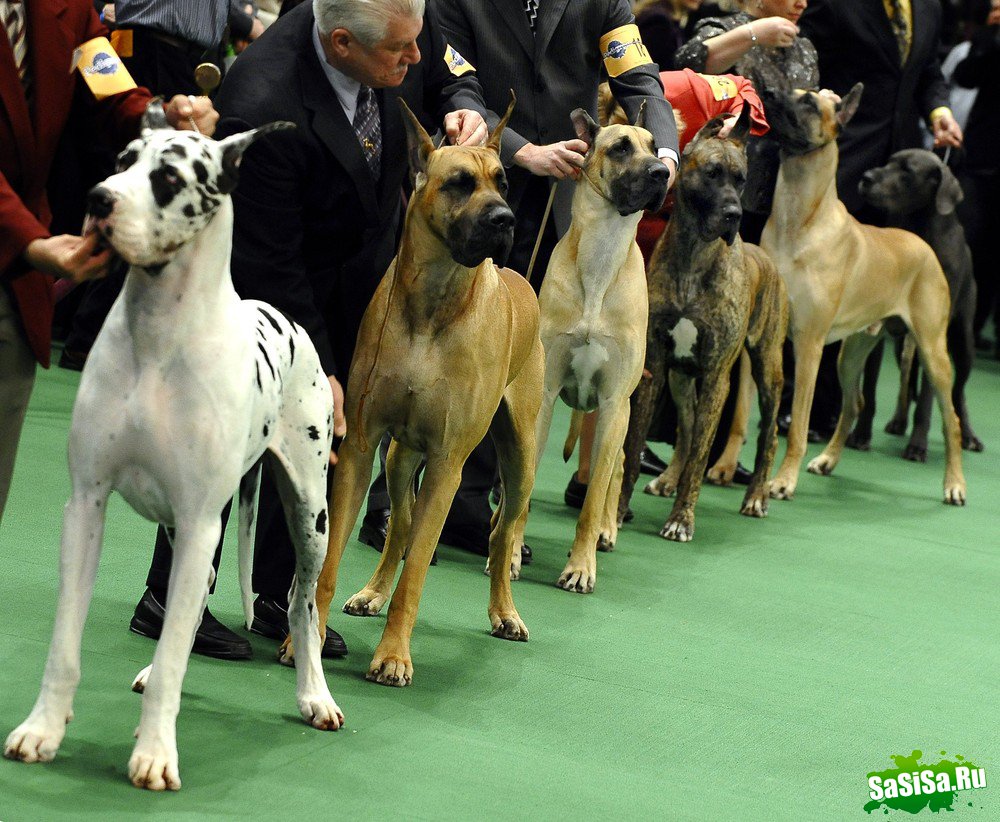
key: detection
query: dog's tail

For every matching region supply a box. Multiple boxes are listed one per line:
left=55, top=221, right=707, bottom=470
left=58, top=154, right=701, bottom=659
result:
left=563, top=410, right=585, bottom=462
left=237, top=462, right=263, bottom=629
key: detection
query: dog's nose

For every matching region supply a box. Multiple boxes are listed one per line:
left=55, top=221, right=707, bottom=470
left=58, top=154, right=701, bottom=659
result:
left=721, top=205, right=742, bottom=224
left=484, top=206, right=515, bottom=232
left=648, top=164, right=670, bottom=185
left=860, top=171, right=876, bottom=186
left=87, top=186, right=116, bottom=219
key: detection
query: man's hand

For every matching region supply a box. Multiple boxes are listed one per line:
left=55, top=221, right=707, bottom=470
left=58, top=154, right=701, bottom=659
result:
left=24, top=234, right=113, bottom=283
left=444, top=109, right=488, bottom=146
left=165, top=94, right=219, bottom=137
left=101, top=3, right=116, bottom=23
left=932, top=110, right=963, bottom=149
left=513, top=141, right=588, bottom=178
left=327, top=375, right=347, bottom=466
left=661, top=156, right=677, bottom=192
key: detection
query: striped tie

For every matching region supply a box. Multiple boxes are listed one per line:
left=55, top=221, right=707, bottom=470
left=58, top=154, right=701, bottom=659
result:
left=524, top=0, right=539, bottom=33
left=3, top=0, right=30, bottom=97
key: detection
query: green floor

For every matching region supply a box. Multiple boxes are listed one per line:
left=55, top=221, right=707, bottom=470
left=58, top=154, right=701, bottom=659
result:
left=1, top=348, right=997, bottom=820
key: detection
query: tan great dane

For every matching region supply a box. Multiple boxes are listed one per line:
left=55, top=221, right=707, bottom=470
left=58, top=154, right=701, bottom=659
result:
left=760, top=83, right=966, bottom=505
left=532, top=108, right=669, bottom=593
left=281, top=98, right=543, bottom=687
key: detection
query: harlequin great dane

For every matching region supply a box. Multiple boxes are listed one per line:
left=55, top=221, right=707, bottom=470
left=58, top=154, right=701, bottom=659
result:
left=4, top=102, right=341, bottom=791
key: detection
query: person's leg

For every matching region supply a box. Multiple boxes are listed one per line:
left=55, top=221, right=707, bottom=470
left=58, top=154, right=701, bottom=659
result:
left=0, top=288, right=37, bottom=525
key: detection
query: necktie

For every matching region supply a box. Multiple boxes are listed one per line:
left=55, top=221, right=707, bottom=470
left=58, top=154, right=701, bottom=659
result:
left=353, top=86, right=382, bottom=181
left=885, top=0, right=911, bottom=64
left=524, top=0, right=539, bottom=33
left=3, top=0, right=30, bottom=97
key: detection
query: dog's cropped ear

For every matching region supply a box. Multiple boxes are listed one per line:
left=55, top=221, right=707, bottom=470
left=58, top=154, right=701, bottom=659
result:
left=570, top=108, right=600, bottom=152
left=690, top=113, right=730, bottom=144
left=727, top=103, right=752, bottom=145
left=216, top=121, right=296, bottom=194
left=633, top=99, right=647, bottom=130
left=141, top=97, right=169, bottom=133
left=836, top=83, right=863, bottom=128
left=399, top=98, right=435, bottom=190
left=486, top=90, right=517, bottom=155
left=936, top=161, right=964, bottom=215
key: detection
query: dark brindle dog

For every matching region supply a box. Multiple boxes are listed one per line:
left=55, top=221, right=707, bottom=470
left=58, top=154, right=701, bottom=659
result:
left=618, top=106, right=788, bottom=542
left=848, top=149, right=982, bottom=459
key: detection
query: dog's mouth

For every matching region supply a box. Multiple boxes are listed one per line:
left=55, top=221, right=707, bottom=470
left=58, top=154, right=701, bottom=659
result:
left=82, top=214, right=122, bottom=262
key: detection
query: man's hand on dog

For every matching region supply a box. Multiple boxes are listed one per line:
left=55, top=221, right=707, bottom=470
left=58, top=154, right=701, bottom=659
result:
left=164, top=94, right=219, bottom=137
left=514, top=141, right=588, bottom=179
left=444, top=109, right=488, bottom=146
left=24, top=233, right=113, bottom=283
left=328, top=375, right=347, bottom=465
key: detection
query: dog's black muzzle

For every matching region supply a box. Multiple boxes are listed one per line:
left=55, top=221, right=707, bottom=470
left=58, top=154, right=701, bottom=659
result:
left=447, top=204, right=515, bottom=267
left=610, top=162, right=670, bottom=216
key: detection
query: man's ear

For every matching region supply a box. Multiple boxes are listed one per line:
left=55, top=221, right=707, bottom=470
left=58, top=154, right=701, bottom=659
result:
left=836, top=83, right=864, bottom=127
left=570, top=108, right=600, bottom=152
left=486, top=90, right=517, bottom=155
left=399, top=98, right=435, bottom=184
left=141, top=97, right=170, bottom=133
left=216, top=121, right=296, bottom=194
left=935, top=161, right=964, bottom=215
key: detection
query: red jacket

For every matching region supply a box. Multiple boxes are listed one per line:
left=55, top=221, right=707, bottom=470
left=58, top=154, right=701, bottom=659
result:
left=1, top=0, right=150, bottom=366
left=637, top=69, right=769, bottom=264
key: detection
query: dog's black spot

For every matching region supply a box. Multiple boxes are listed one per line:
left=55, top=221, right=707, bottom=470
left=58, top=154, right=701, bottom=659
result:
left=315, top=510, right=327, bottom=534
left=165, top=143, right=188, bottom=159
left=183, top=204, right=196, bottom=218
left=288, top=335, right=295, bottom=364
left=308, top=602, right=314, bottom=613
left=257, top=342, right=276, bottom=379
left=307, top=425, right=320, bottom=440
left=149, top=165, right=185, bottom=208
left=255, top=362, right=263, bottom=391
left=192, top=160, right=209, bottom=185
left=200, top=195, right=218, bottom=214
left=263, top=423, right=269, bottom=437
left=258, top=307, right=285, bottom=335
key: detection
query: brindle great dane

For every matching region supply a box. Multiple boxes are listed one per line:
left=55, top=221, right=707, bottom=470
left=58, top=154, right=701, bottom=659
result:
left=280, top=98, right=544, bottom=687
left=618, top=106, right=788, bottom=542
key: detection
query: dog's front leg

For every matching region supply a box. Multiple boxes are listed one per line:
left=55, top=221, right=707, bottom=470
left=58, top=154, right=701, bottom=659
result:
left=661, top=370, right=731, bottom=542
left=129, top=517, right=220, bottom=791
left=5, top=489, right=109, bottom=765
left=368, top=459, right=464, bottom=686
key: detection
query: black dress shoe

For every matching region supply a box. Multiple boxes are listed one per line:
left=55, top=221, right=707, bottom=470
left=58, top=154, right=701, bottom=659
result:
left=57, top=348, right=88, bottom=372
left=130, top=588, right=252, bottom=661
left=639, top=444, right=668, bottom=476
left=564, top=474, right=633, bottom=522
left=359, top=507, right=437, bottom=565
left=438, top=518, right=533, bottom=564
left=732, top=463, right=753, bottom=486
left=776, top=413, right=824, bottom=443
left=250, top=596, right=348, bottom=658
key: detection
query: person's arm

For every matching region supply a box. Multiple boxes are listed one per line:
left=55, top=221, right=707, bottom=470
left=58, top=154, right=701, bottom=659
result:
left=915, top=3, right=961, bottom=147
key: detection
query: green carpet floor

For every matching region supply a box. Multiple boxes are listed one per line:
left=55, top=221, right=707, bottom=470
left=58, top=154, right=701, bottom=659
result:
left=1, top=347, right=997, bottom=820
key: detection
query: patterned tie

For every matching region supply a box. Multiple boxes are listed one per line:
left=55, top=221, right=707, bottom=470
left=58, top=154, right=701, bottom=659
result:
left=353, top=85, right=382, bottom=181
left=3, top=0, right=30, bottom=97
left=886, top=0, right=911, bottom=64
left=524, top=0, right=539, bottom=33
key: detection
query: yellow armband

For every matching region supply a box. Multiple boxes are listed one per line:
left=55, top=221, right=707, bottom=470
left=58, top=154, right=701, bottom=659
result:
left=444, top=44, right=475, bottom=76
left=71, top=37, right=137, bottom=100
left=600, top=24, right=653, bottom=78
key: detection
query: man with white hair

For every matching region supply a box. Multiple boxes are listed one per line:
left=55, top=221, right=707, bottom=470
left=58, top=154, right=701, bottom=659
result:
left=132, top=0, right=490, bottom=660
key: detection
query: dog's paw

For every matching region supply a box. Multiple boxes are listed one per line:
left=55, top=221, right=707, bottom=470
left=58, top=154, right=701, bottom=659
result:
left=740, top=491, right=769, bottom=518
left=962, top=433, right=984, bottom=452
left=131, top=665, right=152, bottom=694
left=596, top=532, right=615, bottom=552
left=845, top=430, right=871, bottom=451
left=644, top=476, right=676, bottom=497
left=902, top=443, right=928, bottom=463
left=366, top=653, right=413, bottom=688
left=706, top=462, right=736, bottom=486
left=944, top=483, right=967, bottom=506
left=807, top=453, right=837, bottom=476
left=4, top=715, right=68, bottom=764
left=556, top=559, right=596, bottom=594
left=769, top=472, right=796, bottom=500
left=343, top=588, right=387, bottom=617
left=298, top=692, right=344, bottom=731
left=489, top=610, right=529, bottom=641
left=278, top=636, right=296, bottom=667
left=660, top=517, right=693, bottom=542
left=129, top=739, right=181, bottom=791
left=884, top=417, right=908, bottom=436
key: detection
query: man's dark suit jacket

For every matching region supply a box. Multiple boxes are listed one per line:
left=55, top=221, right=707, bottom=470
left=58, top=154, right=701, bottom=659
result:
left=800, top=0, right=949, bottom=214
left=437, top=0, right=678, bottom=222
left=214, top=1, right=488, bottom=380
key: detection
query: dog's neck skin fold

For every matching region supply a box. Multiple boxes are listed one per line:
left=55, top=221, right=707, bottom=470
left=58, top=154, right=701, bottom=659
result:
left=397, top=203, right=488, bottom=332
left=568, top=173, right=641, bottom=324
left=120, top=198, right=238, bottom=362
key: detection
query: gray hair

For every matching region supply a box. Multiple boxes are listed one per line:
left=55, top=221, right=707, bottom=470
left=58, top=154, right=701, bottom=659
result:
left=313, top=0, right=425, bottom=46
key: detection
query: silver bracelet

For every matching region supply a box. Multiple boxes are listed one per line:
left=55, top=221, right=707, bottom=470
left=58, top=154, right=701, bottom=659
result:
left=746, top=22, right=758, bottom=45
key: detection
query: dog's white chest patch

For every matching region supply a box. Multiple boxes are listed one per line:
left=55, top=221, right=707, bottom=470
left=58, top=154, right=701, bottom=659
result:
left=670, top=318, right=698, bottom=358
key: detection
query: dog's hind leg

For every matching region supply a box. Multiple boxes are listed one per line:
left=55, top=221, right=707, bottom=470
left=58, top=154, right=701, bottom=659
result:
left=647, top=370, right=692, bottom=499
left=809, top=332, right=882, bottom=477
left=950, top=311, right=982, bottom=451
left=742, top=339, right=783, bottom=518
left=708, top=350, right=753, bottom=485
left=885, top=335, right=916, bottom=436
left=846, top=340, right=883, bottom=451
left=5, top=485, right=110, bottom=765
left=771, top=331, right=825, bottom=500
left=129, top=516, right=220, bottom=791
left=237, top=462, right=262, bottom=629
left=903, top=371, right=934, bottom=462
left=619, top=347, right=666, bottom=519
left=344, top=440, right=422, bottom=615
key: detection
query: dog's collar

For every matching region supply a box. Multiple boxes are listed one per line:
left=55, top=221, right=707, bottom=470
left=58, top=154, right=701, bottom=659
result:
left=581, top=167, right=615, bottom=206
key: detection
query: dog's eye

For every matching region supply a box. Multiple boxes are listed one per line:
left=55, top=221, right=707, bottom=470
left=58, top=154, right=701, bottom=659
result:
left=116, top=148, right=139, bottom=171
left=163, top=169, right=181, bottom=187
left=733, top=171, right=746, bottom=186
left=495, top=173, right=508, bottom=197
left=611, top=139, right=632, bottom=156
left=703, top=163, right=721, bottom=179
left=441, top=172, right=475, bottom=196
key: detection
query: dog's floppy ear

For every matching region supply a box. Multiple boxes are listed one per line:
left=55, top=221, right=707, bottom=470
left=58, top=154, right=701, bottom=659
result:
left=399, top=98, right=435, bottom=185
left=486, top=90, right=517, bottom=155
left=216, top=121, right=296, bottom=194
left=141, top=97, right=170, bottom=133
left=836, top=83, right=863, bottom=127
left=935, top=160, right=964, bottom=215
left=570, top=108, right=600, bottom=151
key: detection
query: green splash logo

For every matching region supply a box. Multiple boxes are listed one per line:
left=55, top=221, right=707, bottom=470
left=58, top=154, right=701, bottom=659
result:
left=864, top=750, right=987, bottom=814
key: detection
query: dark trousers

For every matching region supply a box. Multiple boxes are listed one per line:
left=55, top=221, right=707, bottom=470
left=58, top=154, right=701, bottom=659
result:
left=958, top=169, right=1000, bottom=339
left=121, top=28, right=217, bottom=99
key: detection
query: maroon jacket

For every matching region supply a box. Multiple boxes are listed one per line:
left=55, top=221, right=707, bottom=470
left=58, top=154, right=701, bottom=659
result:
left=1, top=0, right=150, bottom=366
